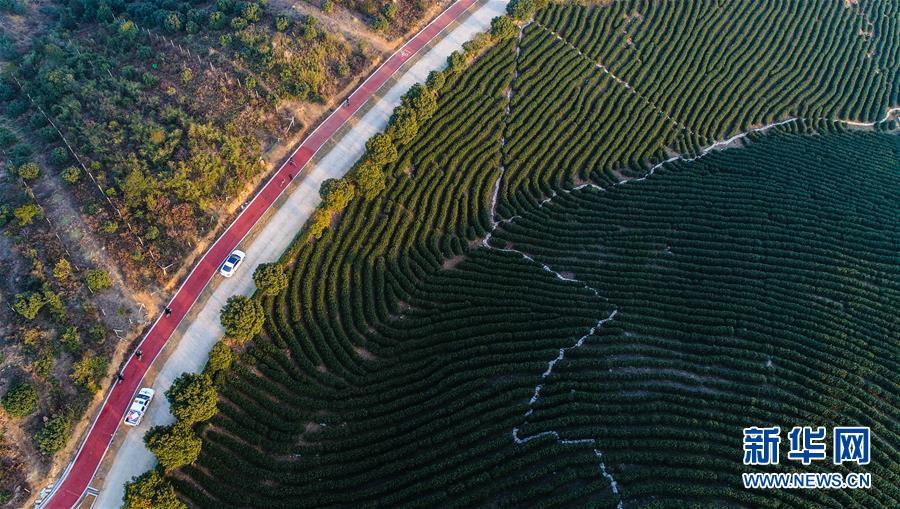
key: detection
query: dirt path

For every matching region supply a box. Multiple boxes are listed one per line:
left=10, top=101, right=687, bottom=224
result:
left=269, top=0, right=396, bottom=54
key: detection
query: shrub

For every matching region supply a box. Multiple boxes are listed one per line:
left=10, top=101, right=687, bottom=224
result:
left=2, top=382, right=38, bottom=418
left=71, top=353, right=108, bottom=393
left=49, top=146, right=69, bottom=166
left=371, top=15, right=388, bottom=32
left=86, top=269, right=112, bottom=291
left=35, top=413, right=72, bottom=455
left=166, top=372, right=218, bottom=425
left=61, top=166, right=81, bottom=184
left=242, top=2, right=261, bottom=22
left=275, top=14, right=290, bottom=31
left=144, top=423, right=201, bottom=471
left=17, top=161, right=40, bottom=180
left=13, top=292, right=45, bottom=320
left=220, top=295, right=264, bottom=343
left=53, top=258, right=72, bottom=282
left=60, top=326, right=81, bottom=352
left=14, top=203, right=42, bottom=226
left=123, top=468, right=186, bottom=509
left=381, top=2, right=397, bottom=19
left=253, top=263, right=288, bottom=297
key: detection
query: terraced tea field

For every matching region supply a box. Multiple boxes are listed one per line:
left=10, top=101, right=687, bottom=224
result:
left=170, top=1, right=898, bottom=507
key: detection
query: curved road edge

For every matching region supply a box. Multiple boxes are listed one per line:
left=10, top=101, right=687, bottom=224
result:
left=37, top=0, right=507, bottom=507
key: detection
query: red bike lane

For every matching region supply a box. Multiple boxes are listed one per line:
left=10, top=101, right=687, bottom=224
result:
left=42, top=0, right=478, bottom=506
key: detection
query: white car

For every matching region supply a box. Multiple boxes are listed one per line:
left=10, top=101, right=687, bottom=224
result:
left=124, top=388, right=155, bottom=427
left=219, top=249, right=246, bottom=278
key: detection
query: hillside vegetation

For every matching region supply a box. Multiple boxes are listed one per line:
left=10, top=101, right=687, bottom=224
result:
left=166, top=0, right=898, bottom=507
left=0, top=0, right=441, bottom=504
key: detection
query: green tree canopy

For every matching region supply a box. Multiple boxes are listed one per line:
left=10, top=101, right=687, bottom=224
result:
left=123, top=468, right=186, bottom=509
left=17, top=161, right=40, bottom=180
left=71, top=353, right=108, bottom=393
left=219, top=295, right=264, bottom=343
left=35, top=413, right=72, bottom=455
left=53, top=258, right=72, bottom=282
left=253, top=263, right=288, bottom=297
left=205, top=341, right=234, bottom=376
left=166, top=372, right=218, bottom=425
left=365, top=133, right=398, bottom=167
left=86, top=269, right=112, bottom=292
left=144, top=423, right=202, bottom=471
left=2, top=382, right=38, bottom=418
left=320, top=178, right=356, bottom=210
left=14, top=203, right=42, bottom=226
left=388, top=107, right=419, bottom=146
left=13, top=292, right=45, bottom=320
left=354, top=159, right=386, bottom=200
left=490, top=16, right=518, bottom=41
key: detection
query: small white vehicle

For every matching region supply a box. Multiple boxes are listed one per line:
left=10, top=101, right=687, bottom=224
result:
left=124, top=388, right=155, bottom=427
left=219, top=249, right=246, bottom=278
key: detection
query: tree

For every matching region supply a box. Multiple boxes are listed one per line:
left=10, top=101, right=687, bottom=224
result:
left=122, top=167, right=153, bottom=209
left=365, top=133, right=398, bottom=167
left=426, top=70, right=446, bottom=92
left=71, top=353, right=108, bottom=393
left=446, top=50, right=466, bottom=73
left=123, top=469, right=186, bottom=509
left=166, top=373, right=218, bottom=425
left=490, top=16, right=518, bottom=41
left=308, top=209, right=332, bottom=239
left=49, top=147, right=69, bottom=166
left=53, top=258, right=72, bottom=282
left=219, top=295, right=264, bottom=343
left=14, top=203, right=42, bottom=226
left=354, top=160, right=386, bottom=200
left=17, top=161, right=40, bottom=180
left=205, top=341, right=234, bottom=375
left=405, top=84, right=438, bottom=122
left=388, top=107, right=418, bottom=146
left=2, top=382, right=38, bottom=418
left=35, top=414, right=72, bottom=454
left=507, top=0, right=547, bottom=20
left=13, top=292, right=45, bottom=320
left=320, top=178, right=356, bottom=210
left=253, top=263, right=288, bottom=297
left=86, top=269, right=112, bottom=291
left=144, top=423, right=201, bottom=471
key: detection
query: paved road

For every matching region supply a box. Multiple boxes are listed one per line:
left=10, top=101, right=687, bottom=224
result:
left=40, top=0, right=507, bottom=507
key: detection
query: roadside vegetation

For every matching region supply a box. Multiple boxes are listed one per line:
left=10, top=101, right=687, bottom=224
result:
left=157, top=0, right=898, bottom=507
left=1, top=0, right=443, bottom=505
